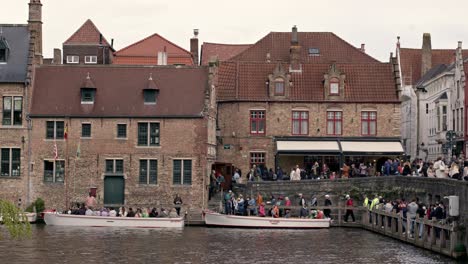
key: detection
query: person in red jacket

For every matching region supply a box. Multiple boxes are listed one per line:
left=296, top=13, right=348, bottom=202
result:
left=344, top=194, right=355, bottom=222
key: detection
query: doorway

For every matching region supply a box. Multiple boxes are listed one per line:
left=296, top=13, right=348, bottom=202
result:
left=104, top=176, right=125, bottom=205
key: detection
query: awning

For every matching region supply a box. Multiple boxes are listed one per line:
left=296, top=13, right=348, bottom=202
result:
left=340, top=141, right=404, bottom=155
left=276, top=140, right=340, bottom=154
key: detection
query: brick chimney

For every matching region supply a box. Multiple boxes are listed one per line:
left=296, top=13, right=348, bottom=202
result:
left=190, top=29, right=199, bottom=65
left=290, top=25, right=301, bottom=72
left=421, top=33, right=432, bottom=76
left=28, top=0, right=42, bottom=63
left=53, top=48, right=61, bottom=64
left=360, top=44, right=365, bottom=53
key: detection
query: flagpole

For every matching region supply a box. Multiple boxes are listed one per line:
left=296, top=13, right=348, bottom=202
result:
left=64, top=122, right=69, bottom=211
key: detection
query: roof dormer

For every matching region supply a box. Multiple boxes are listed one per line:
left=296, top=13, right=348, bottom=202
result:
left=81, top=73, right=96, bottom=104
left=268, top=62, right=291, bottom=99
left=144, top=73, right=159, bottom=104
left=324, top=62, right=346, bottom=100
left=0, top=36, right=10, bottom=63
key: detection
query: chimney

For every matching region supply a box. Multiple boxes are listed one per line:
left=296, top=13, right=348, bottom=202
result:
left=157, top=46, right=168, bottom=65
left=190, top=29, right=199, bottom=65
left=111, top=38, right=114, bottom=48
left=290, top=25, right=301, bottom=72
left=99, top=34, right=103, bottom=45
left=458, top=41, right=462, bottom=49
left=53, top=48, right=61, bottom=64
left=28, top=0, right=42, bottom=64
left=421, top=33, right=432, bottom=76
left=360, top=44, right=365, bottom=53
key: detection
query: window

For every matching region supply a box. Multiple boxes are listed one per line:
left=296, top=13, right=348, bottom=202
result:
left=330, top=78, right=339, bottom=95
left=43, top=160, right=64, bottom=183
left=292, top=111, right=308, bottom=135
left=0, top=38, right=9, bottom=62
left=327, top=111, right=342, bottom=135
left=250, top=110, right=265, bottom=135
left=274, top=78, right=285, bottom=95
left=250, top=152, right=265, bottom=168
left=84, top=56, right=97, bottom=64
left=144, top=90, right=157, bottom=104
left=117, top=124, right=127, bottom=138
left=46, top=121, right=64, bottom=139
left=105, top=159, right=124, bottom=174
left=361, top=111, right=377, bottom=136
left=66, top=55, right=79, bottom=64
left=81, top=88, right=95, bottom=104
left=442, top=106, right=447, bottom=131
left=2, top=96, right=22, bottom=126
left=308, top=48, right=320, bottom=56
left=138, top=123, right=160, bottom=146
left=1, top=148, right=20, bottom=177
left=0, top=48, right=6, bottom=62
left=139, top=159, right=158, bottom=184
left=173, top=159, right=192, bottom=185
left=81, top=123, right=91, bottom=138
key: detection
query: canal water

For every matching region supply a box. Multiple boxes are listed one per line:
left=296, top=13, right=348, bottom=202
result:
left=0, top=225, right=459, bottom=263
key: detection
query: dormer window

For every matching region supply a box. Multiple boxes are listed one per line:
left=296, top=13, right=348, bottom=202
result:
left=274, top=78, right=285, bottom=96
left=144, top=89, right=157, bottom=104
left=81, top=88, right=95, bottom=104
left=0, top=37, right=10, bottom=63
left=308, top=48, right=320, bottom=56
left=330, top=78, right=339, bottom=95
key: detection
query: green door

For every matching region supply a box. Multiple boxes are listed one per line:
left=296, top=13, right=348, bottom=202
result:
left=104, top=176, right=125, bottom=206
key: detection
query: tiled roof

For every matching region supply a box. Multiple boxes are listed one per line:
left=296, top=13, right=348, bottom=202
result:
left=217, top=62, right=398, bottom=102
left=230, top=32, right=380, bottom=63
left=399, top=48, right=468, bottom=85
left=415, top=64, right=448, bottom=88
left=30, top=65, right=208, bottom=117
left=63, top=19, right=113, bottom=48
left=0, top=25, right=29, bottom=83
left=113, top=33, right=193, bottom=65
left=200, top=42, right=252, bottom=65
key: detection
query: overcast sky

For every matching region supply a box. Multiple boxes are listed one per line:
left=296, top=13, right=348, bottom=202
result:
left=4, top=0, right=468, bottom=62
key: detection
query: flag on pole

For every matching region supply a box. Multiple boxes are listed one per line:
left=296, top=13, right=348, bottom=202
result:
left=64, top=122, right=69, bottom=140
left=76, top=141, right=81, bottom=159
left=53, top=141, right=58, bottom=160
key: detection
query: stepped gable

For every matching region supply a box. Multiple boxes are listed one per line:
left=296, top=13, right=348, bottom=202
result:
left=230, top=32, right=380, bottom=63
left=217, top=61, right=397, bottom=102
left=200, top=42, right=252, bottom=65
left=30, top=65, right=208, bottom=117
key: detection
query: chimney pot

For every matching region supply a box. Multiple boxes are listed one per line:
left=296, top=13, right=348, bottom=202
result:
left=190, top=30, right=199, bottom=65
left=111, top=38, right=114, bottom=48
left=360, top=43, right=365, bottom=53
left=458, top=41, right=462, bottom=49
left=193, top=29, right=199, bottom=38
left=291, top=25, right=298, bottom=45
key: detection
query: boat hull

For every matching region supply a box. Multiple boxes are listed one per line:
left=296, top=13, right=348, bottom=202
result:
left=0, top=212, right=37, bottom=223
left=204, top=211, right=330, bottom=228
left=44, top=213, right=184, bottom=228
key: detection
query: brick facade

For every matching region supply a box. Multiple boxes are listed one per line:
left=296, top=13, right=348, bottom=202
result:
left=62, top=45, right=113, bottom=65
left=217, top=102, right=401, bottom=175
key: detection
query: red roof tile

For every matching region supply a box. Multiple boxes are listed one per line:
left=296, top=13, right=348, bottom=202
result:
left=30, top=65, right=208, bottom=117
left=63, top=19, right=112, bottom=48
left=217, top=62, right=398, bottom=102
left=399, top=48, right=468, bottom=85
left=200, top=42, right=252, bottom=65
left=230, top=32, right=380, bottom=63
left=113, top=34, right=193, bottom=65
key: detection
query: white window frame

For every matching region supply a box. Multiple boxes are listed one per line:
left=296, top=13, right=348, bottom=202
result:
left=84, top=56, right=97, bottom=64
left=43, top=159, right=65, bottom=183
left=66, top=55, right=79, bottom=64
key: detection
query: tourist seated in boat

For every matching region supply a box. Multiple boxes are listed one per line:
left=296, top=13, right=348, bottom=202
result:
left=149, top=208, right=158, bottom=217
left=309, top=209, right=318, bottom=219
left=93, top=210, right=101, bottom=216
left=316, top=210, right=324, bottom=219
left=127, top=208, right=136, bottom=217
left=142, top=208, right=149, bottom=218
left=85, top=206, right=93, bottom=216
left=119, top=207, right=127, bottom=217
left=85, top=192, right=97, bottom=210
left=258, top=203, right=266, bottom=217
left=237, top=195, right=245, bottom=215
left=109, top=208, right=117, bottom=217
left=101, top=208, right=109, bottom=217
left=247, top=197, right=257, bottom=216
left=134, top=208, right=143, bottom=218
left=272, top=205, right=279, bottom=218
left=159, top=208, right=169, bottom=218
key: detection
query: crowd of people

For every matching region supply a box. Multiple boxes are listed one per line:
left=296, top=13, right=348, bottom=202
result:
left=65, top=192, right=184, bottom=218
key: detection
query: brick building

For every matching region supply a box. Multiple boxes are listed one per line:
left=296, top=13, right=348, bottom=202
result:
left=207, top=27, right=402, bottom=180
left=62, top=19, right=115, bottom=65
left=28, top=65, right=216, bottom=210
left=113, top=31, right=196, bottom=66
left=0, top=0, right=42, bottom=205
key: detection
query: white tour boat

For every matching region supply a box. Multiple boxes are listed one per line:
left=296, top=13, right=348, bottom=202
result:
left=204, top=211, right=330, bottom=228
left=0, top=212, right=37, bottom=223
left=44, top=212, right=184, bottom=228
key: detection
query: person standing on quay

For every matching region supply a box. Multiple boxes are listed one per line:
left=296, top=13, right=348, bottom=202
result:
left=324, top=194, right=332, bottom=219
left=344, top=195, right=355, bottom=222
left=85, top=192, right=97, bottom=210
left=174, top=194, right=183, bottom=216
